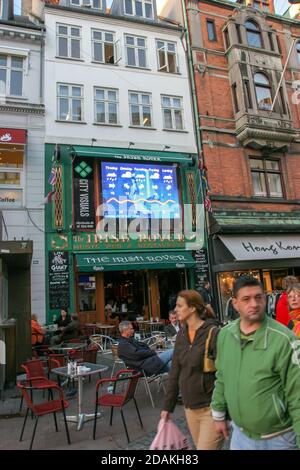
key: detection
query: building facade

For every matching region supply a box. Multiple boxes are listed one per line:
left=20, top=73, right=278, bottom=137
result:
left=180, top=0, right=300, bottom=318
left=43, top=0, right=202, bottom=324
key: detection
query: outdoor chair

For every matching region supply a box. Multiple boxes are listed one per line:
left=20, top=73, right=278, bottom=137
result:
left=17, top=380, right=71, bottom=450
left=139, top=369, right=167, bottom=408
left=110, top=343, right=126, bottom=378
left=89, top=334, right=115, bottom=354
left=93, top=369, right=142, bottom=443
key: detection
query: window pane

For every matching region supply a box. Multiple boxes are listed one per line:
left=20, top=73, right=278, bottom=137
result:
left=157, top=41, right=164, bottom=50
left=108, top=90, right=117, bottom=101
left=0, top=69, right=6, bottom=93
left=125, top=0, right=133, bottom=15
left=265, top=160, right=279, bottom=171
left=105, top=33, right=114, bottom=42
left=163, top=109, right=172, bottom=128
left=174, top=110, right=183, bottom=130
left=125, top=36, right=135, bottom=45
left=130, top=93, right=138, bottom=104
left=158, top=50, right=166, bottom=70
left=138, top=49, right=146, bottom=67
left=72, top=99, right=82, bottom=120
left=96, top=102, right=105, bottom=122
left=78, top=275, right=96, bottom=312
left=59, top=85, right=69, bottom=96
left=250, top=159, right=263, bottom=169
left=94, top=42, right=103, bottom=62
left=162, top=96, right=171, bottom=107
left=0, top=172, right=21, bottom=185
left=59, top=98, right=69, bottom=120
left=207, top=21, right=216, bottom=41
left=131, top=105, right=140, bottom=125
left=254, top=73, right=269, bottom=86
left=71, top=39, right=80, bottom=58
left=252, top=172, right=267, bottom=196
left=10, top=70, right=22, bottom=95
left=0, top=56, right=7, bottom=67
left=267, top=173, right=283, bottom=197
left=145, top=3, right=153, bottom=18
left=247, top=31, right=262, bottom=48
left=71, top=28, right=80, bottom=37
left=95, top=89, right=105, bottom=100
left=142, top=94, right=150, bottom=105
left=59, top=37, right=68, bottom=56
left=135, top=1, right=143, bottom=16
left=142, top=106, right=151, bottom=126
left=168, top=53, right=176, bottom=73
left=127, top=47, right=135, bottom=66
left=93, top=31, right=102, bottom=40
left=108, top=103, right=117, bottom=123
left=104, top=43, right=114, bottom=63
left=137, top=38, right=145, bottom=47
left=58, top=25, right=68, bottom=35
left=72, top=86, right=82, bottom=97
left=11, top=57, right=23, bottom=68
left=173, top=98, right=181, bottom=108
left=256, top=85, right=272, bottom=110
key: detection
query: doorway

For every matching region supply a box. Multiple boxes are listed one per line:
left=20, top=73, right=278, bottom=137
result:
left=156, top=269, right=187, bottom=319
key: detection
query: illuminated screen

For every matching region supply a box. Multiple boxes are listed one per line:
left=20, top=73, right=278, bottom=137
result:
left=101, top=162, right=180, bottom=219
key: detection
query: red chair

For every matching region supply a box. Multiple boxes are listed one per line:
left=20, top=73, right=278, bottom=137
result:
left=17, top=380, right=71, bottom=450
left=93, top=369, right=142, bottom=443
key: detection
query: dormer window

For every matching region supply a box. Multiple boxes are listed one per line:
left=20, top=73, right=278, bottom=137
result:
left=253, top=1, right=269, bottom=12
left=245, top=21, right=262, bottom=49
left=254, top=73, right=272, bottom=111
left=124, top=0, right=154, bottom=19
left=70, top=0, right=102, bottom=9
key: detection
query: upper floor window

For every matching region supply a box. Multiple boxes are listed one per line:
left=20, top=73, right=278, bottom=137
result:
left=129, top=91, right=152, bottom=127
left=161, top=95, right=184, bottom=130
left=92, top=30, right=115, bottom=64
left=70, top=0, right=102, bottom=8
left=250, top=158, right=283, bottom=198
left=94, top=87, right=119, bottom=125
left=125, top=35, right=147, bottom=68
left=253, top=0, right=269, bottom=11
left=206, top=20, right=217, bottom=42
left=156, top=40, right=178, bottom=73
left=254, top=73, right=272, bottom=111
left=57, top=24, right=81, bottom=59
left=0, top=55, right=23, bottom=96
left=124, top=0, right=153, bottom=19
left=57, top=83, right=83, bottom=122
left=297, top=42, right=300, bottom=65
left=245, top=21, right=262, bottom=49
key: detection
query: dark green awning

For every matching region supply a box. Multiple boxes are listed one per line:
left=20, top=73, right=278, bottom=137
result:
left=76, top=251, right=195, bottom=272
left=71, top=146, right=194, bottom=164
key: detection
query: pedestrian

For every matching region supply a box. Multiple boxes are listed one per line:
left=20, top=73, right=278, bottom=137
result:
left=161, top=290, right=223, bottom=450
left=212, top=275, right=300, bottom=450
left=286, top=283, right=300, bottom=337
left=199, top=281, right=216, bottom=317
left=275, top=275, right=298, bottom=326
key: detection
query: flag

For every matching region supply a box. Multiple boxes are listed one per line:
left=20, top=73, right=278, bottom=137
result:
left=204, top=195, right=212, bottom=212
left=48, top=166, right=57, bottom=186
left=43, top=190, right=56, bottom=204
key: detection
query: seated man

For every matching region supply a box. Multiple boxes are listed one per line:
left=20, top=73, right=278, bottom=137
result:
left=164, top=310, right=181, bottom=338
left=31, top=314, right=45, bottom=346
left=51, top=313, right=81, bottom=345
left=118, top=321, right=173, bottom=375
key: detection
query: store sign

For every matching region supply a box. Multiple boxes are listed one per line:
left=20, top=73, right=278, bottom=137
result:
left=194, top=248, right=210, bottom=292
left=48, top=251, right=70, bottom=309
left=0, top=128, right=26, bottom=144
left=0, top=189, right=22, bottom=208
left=219, top=235, right=300, bottom=260
left=73, top=159, right=95, bottom=230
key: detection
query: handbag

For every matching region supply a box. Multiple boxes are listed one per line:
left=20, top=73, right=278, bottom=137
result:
left=203, top=326, right=217, bottom=373
left=150, top=418, right=191, bottom=450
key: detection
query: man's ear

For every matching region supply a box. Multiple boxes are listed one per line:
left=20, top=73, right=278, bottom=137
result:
left=232, top=297, right=238, bottom=310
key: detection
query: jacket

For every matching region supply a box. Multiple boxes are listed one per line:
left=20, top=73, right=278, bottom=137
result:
left=31, top=319, right=44, bottom=345
left=61, top=319, right=81, bottom=340
left=211, top=316, right=300, bottom=447
left=164, top=323, right=180, bottom=338
left=275, top=292, right=290, bottom=326
left=163, top=319, right=220, bottom=413
left=118, top=336, right=164, bottom=375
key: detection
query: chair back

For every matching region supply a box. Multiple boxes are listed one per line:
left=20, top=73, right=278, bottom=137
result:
left=122, top=371, right=141, bottom=402
left=22, top=359, right=47, bottom=380
left=83, top=346, right=98, bottom=363
left=17, top=383, right=36, bottom=413
left=47, top=353, right=67, bottom=372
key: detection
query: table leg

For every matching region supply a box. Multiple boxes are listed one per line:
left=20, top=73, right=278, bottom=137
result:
left=66, top=375, right=102, bottom=431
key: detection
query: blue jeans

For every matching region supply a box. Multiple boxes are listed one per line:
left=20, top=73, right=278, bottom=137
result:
left=157, top=349, right=173, bottom=373
left=230, top=422, right=297, bottom=450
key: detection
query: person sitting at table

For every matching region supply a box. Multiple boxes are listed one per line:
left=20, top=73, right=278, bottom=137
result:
left=31, top=314, right=46, bottom=346
left=118, top=321, right=173, bottom=376
left=164, top=310, right=181, bottom=338
left=51, top=313, right=82, bottom=344
left=54, top=309, right=71, bottom=331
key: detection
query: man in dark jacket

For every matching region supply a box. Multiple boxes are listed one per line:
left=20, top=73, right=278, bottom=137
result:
left=118, top=321, right=173, bottom=375
left=164, top=310, right=181, bottom=338
left=51, top=313, right=81, bottom=344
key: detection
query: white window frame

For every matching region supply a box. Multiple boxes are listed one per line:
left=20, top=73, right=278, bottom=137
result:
left=156, top=39, right=179, bottom=73
left=0, top=1, right=3, bottom=18
left=56, top=23, right=82, bottom=60
left=124, top=0, right=154, bottom=19
left=161, top=95, right=184, bottom=131
left=0, top=54, right=24, bottom=97
left=94, top=87, right=119, bottom=125
left=129, top=91, right=153, bottom=127
left=125, top=34, right=147, bottom=68
left=57, top=83, right=84, bottom=122
left=70, top=0, right=102, bottom=8
left=92, top=29, right=118, bottom=64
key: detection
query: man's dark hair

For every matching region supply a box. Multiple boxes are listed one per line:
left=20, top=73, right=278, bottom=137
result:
left=232, top=276, right=263, bottom=298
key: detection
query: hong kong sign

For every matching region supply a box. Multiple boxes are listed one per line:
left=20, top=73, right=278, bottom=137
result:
left=0, top=128, right=27, bottom=144
left=219, top=235, right=300, bottom=260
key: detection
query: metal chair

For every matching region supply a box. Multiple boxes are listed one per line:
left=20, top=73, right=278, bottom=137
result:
left=89, top=334, right=115, bottom=354
left=110, top=343, right=126, bottom=378
left=93, top=369, right=142, bottom=443
left=139, top=370, right=167, bottom=408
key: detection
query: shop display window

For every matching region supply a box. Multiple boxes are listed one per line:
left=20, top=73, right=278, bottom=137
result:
left=78, top=275, right=96, bottom=311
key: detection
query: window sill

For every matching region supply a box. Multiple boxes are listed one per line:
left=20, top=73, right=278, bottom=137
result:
left=125, top=65, right=151, bottom=71
left=55, top=56, right=85, bottom=62
left=93, top=122, right=122, bottom=127
left=163, top=128, right=188, bottom=133
left=55, top=120, right=87, bottom=124
left=91, top=61, right=118, bottom=66
left=129, top=125, right=156, bottom=130
left=158, top=70, right=181, bottom=75
left=4, top=95, right=27, bottom=101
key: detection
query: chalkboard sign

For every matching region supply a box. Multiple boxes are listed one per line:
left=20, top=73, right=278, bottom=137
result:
left=194, top=248, right=210, bottom=292
left=49, top=251, right=70, bottom=309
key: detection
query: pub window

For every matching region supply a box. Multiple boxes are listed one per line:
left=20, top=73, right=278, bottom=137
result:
left=244, top=80, right=253, bottom=109
left=206, top=20, right=217, bottom=42
left=254, top=73, right=272, bottom=111
left=232, top=83, right=239, bottom=113
left=245, top=20, right=262, bottom=49
left=249, top=158, right=284, bottom=198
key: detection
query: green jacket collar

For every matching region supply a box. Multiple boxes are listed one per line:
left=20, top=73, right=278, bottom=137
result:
left=229, top=315, right=269, bottom=350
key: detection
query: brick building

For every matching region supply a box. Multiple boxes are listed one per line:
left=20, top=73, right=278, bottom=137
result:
left=179, top=0, right=300, bottom=317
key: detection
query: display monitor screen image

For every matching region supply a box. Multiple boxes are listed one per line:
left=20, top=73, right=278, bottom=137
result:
left=101, top=162, right=181, bottom=219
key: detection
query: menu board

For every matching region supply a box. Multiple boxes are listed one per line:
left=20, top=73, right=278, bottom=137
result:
left=49, top=251, right=70, bottom=309
left=194, top=248, right=210, bottom=292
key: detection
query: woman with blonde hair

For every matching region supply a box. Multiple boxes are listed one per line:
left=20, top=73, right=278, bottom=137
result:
left=287, top=283, right=300, bottom=337
left=161, top=290, right=223, bottom=450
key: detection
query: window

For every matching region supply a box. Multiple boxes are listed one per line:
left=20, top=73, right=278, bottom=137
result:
left=0, top=55, right=23, bottom=96
left=57, top=24, right=81, bottom=59
left=253, top=0, right=269, bottom=11
left=245, top=21, right=262, bottom=49
left=92, top=29, right=115, bottom=64
left=0, top=145, right=24, bottom=207
left=254, top=73, right=272, bottom=111
left=70, top=0, right=102, bottom=8
left=156, top=40, right=178, bottom=73
left=250, top=158, right=283, bottom=198
left=224, top=28, right=230, bottom=50
left=129, top=91, right=152, bottom=127
left=161, top=95, right=184, bottom=130
left=268, top=32, right=274, bottom=52
left=206, top=20, right=217, bottom=41
left=279, top=88, right=287, bottom=115
left=232, top=83, right=239, bottom=113
left=297, top=42, right=300, bottom=65
left=124, top=0, right=153, bottom=19
left=57, top=83, right=83, bottom=121
left=94, top=88, right=118, bottom=124
left=277, top=36, right=282, bottom=55
left=125, top=35, right=147, bottom=68
left=236, top=24, right=242, bottom=44
left=244, top=80, right=253, bottom=109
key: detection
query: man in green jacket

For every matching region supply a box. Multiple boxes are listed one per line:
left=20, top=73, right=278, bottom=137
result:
left=211, top=275, right=300, bottom=450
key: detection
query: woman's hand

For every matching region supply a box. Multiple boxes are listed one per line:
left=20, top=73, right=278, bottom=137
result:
left=160, top=410, right=171, bottom=421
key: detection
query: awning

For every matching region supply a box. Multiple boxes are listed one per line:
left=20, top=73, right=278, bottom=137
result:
left=219, top=235, right=300, bottom=261
left=71, top=145, right=194, bottom=164
left=76, top=251, right=195, bottom=272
